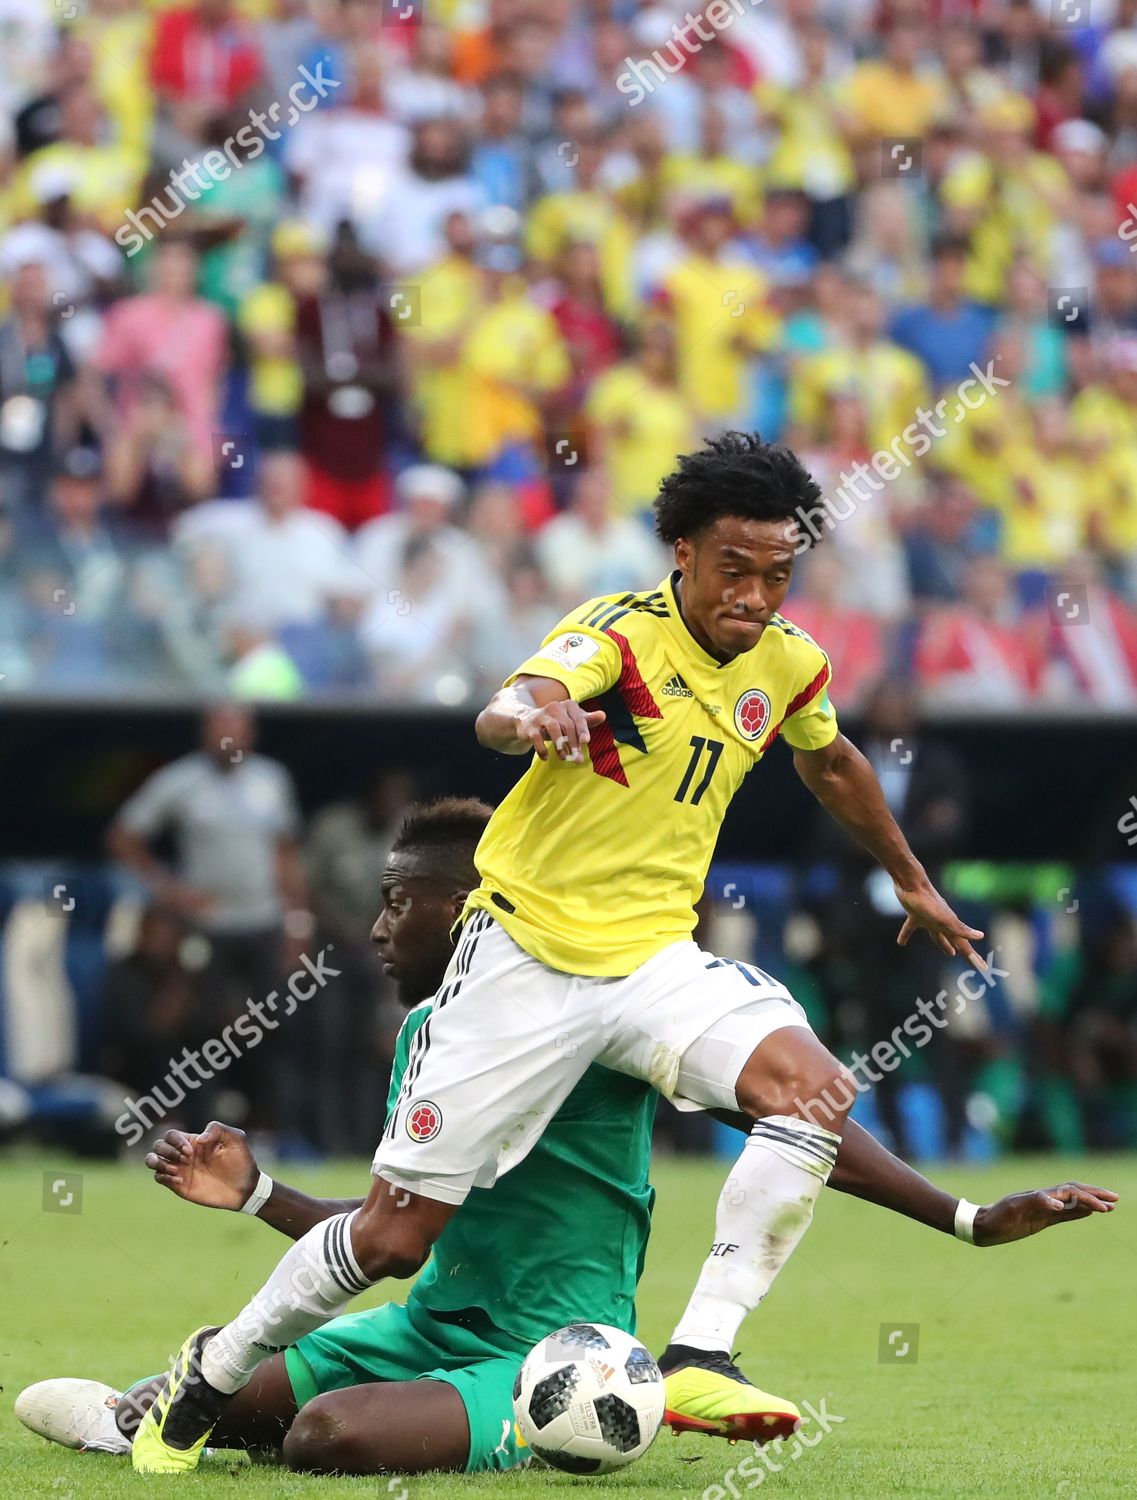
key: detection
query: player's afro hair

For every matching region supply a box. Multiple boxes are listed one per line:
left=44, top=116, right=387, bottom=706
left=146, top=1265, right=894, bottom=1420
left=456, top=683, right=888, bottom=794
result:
left=391, top=797, right=493, bottom=886
left=653, top=431, right=823, bottom=547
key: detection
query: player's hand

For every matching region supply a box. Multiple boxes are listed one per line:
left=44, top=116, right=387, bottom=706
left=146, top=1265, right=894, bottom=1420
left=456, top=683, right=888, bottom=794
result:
left=973, top=1182, right=1119, bottom=1246
left=145, top=1121, right=259, bottom=1212
left=894, top=880, right=986, bottom=971
left=515, top=699, right=606, bottom=763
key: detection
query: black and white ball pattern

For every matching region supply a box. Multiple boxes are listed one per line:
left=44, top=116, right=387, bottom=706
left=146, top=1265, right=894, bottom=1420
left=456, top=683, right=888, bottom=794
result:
left=513, top=1323, right=665, bottom=1474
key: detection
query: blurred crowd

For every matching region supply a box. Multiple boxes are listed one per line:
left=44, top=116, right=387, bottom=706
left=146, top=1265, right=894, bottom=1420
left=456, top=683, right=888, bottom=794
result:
left=3, top=0, right=1137, bottom=704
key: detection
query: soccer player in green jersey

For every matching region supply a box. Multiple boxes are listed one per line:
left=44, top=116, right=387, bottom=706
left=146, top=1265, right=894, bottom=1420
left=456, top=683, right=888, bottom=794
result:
left=19, top=798, right=1117, bottom=1475
left=21, top=798, right=658, bottom=1474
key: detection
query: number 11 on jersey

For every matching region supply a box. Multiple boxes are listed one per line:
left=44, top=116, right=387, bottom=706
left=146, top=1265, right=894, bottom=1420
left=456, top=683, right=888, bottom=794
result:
left=675, top=736, right=723, bottom=805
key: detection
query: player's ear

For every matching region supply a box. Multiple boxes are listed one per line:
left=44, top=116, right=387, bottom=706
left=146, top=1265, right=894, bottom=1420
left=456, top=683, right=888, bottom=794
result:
left=447, top=888, right=470, bottom=924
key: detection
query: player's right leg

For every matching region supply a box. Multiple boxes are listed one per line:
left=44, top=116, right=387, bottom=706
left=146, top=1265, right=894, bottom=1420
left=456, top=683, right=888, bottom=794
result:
left=601, top=947, right=854, bottom=1441
left=132, top=913, right=600, bottom=1474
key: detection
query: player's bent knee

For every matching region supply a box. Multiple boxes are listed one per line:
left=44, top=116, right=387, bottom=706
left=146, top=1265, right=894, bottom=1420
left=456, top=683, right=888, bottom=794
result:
left=283, top=1395, right=360, bottom=1474
left=740, top=1057, right=857, bottom=1128
left=784, top=1060, right=858, bottom=1127
left=351, top=1208, right=433, bottom=1283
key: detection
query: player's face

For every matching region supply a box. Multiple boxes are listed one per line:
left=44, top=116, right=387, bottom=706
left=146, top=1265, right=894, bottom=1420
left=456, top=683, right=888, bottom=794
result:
left=675, top=516, right=797, bottom=661
left=371, top=851, right=463, bottom=1008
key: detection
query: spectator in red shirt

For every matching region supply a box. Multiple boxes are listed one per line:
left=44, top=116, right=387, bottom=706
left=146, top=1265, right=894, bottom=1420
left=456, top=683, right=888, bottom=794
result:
left=916, top=555, right=1046, bottom=707
left=151, top=0, right=263, bottom=158
left=294, top=227, right=399, bottom=530
left=549, top=238, right=621, bottom=416
left=1032, top=37, right=1083, bottom=153
left=786, top=549, right=886, bottom=712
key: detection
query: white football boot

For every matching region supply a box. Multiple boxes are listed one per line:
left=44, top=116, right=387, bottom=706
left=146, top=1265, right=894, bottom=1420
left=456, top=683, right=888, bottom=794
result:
left=15, top=1378, right=131, bottom=1454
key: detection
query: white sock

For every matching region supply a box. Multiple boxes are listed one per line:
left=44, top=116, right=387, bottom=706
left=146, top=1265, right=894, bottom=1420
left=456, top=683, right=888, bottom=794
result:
left=200, top=1210, right=371, bottom=1394
left=670, top=1116, right=840, bottom=1353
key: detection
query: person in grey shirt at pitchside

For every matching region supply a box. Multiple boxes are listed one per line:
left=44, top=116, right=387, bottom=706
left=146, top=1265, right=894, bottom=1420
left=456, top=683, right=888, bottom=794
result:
left=106, top=704, right=312, bottom=1137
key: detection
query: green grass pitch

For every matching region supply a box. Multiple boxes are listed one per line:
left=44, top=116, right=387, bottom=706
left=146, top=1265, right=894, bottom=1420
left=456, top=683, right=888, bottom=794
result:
left=2, top=1150, right=1134, bottom=1498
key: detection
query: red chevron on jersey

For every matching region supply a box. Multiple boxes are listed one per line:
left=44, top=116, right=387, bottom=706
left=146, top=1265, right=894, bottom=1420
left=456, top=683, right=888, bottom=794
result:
left=582, top=710, right=629, bottom=785
left=605, top=629, right=663, bottom=722
left=759, top=661, right=831, bottom=753
left=582, top=630, right=662, bottom=785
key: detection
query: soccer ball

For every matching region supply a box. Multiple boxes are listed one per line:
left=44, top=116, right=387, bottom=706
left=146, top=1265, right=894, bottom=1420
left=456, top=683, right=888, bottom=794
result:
left=513, top=1322, right=665, bottom=1474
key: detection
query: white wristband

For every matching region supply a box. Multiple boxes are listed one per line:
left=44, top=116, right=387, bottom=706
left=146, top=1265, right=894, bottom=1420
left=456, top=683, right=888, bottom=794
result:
left=240, top=1171, right=274, bottom=1216
left=954, top=1197, right=980, bottom=1244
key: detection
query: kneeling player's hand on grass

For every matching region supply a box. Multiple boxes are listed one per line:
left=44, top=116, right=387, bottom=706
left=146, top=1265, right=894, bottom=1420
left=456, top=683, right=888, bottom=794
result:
left=973, top=1182, right=1119, bottom=1246
left=515, top=700, right=606, bottom=763
left=145, top=1121, right=260, bottom=1212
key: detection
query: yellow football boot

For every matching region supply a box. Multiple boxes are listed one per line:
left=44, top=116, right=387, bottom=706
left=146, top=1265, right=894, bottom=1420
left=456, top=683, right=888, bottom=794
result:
left=131, top=1326, right=225, bottom=1474
left=661, top=1347, right=801, bottom=1443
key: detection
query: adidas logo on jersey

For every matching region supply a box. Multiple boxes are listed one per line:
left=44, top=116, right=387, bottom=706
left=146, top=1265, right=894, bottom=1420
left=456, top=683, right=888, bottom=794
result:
left=662, top=674, right=693, bottom=698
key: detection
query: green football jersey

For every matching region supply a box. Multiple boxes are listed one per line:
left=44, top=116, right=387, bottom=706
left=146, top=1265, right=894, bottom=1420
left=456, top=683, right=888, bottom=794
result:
left=391, top=1002, right=658, bottom=1348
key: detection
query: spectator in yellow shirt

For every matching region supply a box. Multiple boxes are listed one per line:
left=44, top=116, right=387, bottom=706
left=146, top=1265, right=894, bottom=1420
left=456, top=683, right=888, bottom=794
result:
left=789, top=280, right=928, bottom=454
left=584, top=321, right=694, bottom=521
left=76, top=0, right=156, bottom=159
left=662, top=102, right=763, bottom=233
left=526, top=131, right=635, bottom=322
left=237, top=220, right=326, bottom=454
left=15, top=83, right=147, bottom=236
left=399, top=210, right=484, bottom=471
left=939, top=93, right=1072, bottom=305
left=842, top=18, right=949, bottom=143
left=756, top=21, right=856, bottom=256
left=446, top=234, right=571, bottom=477
left=659, top=197, right=778, bottom=428
left=1071, top=337, right=1137, bottom=450
left=997, top=399, right=1089, bottom=572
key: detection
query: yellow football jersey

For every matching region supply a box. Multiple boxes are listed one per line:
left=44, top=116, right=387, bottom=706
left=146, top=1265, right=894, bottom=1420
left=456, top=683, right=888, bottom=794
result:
left=467, top=573, right=838, bottom=976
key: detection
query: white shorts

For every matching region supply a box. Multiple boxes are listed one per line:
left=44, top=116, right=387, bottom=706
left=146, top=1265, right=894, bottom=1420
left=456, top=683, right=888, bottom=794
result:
left=374, top=911, right=812, bottom=1205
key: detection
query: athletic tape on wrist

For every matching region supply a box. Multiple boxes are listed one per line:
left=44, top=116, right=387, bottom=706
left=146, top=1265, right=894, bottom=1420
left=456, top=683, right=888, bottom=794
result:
left=954, top=1197, right=980, bottom=1244
left=240, top=1171, right=274, bottom=1216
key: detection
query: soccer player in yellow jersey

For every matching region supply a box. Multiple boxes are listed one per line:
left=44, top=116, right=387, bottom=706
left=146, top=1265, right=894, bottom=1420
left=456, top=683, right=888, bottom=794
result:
left=133, top=434, right=994, bottom=1471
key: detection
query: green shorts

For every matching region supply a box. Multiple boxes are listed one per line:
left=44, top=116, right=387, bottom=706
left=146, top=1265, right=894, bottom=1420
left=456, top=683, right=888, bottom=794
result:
left=285, top=1298, right=531, bottom=1474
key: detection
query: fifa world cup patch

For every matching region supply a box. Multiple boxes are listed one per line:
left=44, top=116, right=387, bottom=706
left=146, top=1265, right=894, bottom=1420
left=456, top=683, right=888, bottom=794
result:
left=535, top=633, right=601, bottom=671
left=406, top=1099, right=443, bottom=1142
left=734, top=688, right=772, bottom=741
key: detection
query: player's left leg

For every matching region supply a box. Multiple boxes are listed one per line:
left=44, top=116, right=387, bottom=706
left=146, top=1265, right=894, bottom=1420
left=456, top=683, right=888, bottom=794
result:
left=116, top=1355, right=299, bottom=1450
left=601, top=948, right=855, bottom=1442
left=280, top=1300, right=528, bottom=1475
left=284, top=1360, right=530, bottom=1475
left=284, top=1380, right=472, bottom=1473
left=129, top=1183, right=456, bottom=1473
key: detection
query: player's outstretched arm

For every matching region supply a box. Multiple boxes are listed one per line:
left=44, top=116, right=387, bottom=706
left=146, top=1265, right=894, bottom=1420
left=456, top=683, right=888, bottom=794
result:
left=825, top=1119, right=1118, bottom=1243
left=475, top=674, right=605, bottom=761
left=792, top=734, right=986, bottom=971
left=713, top=1113, right=1117, bottom=1244
left=146, top=1123, right=363, bottom=1241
